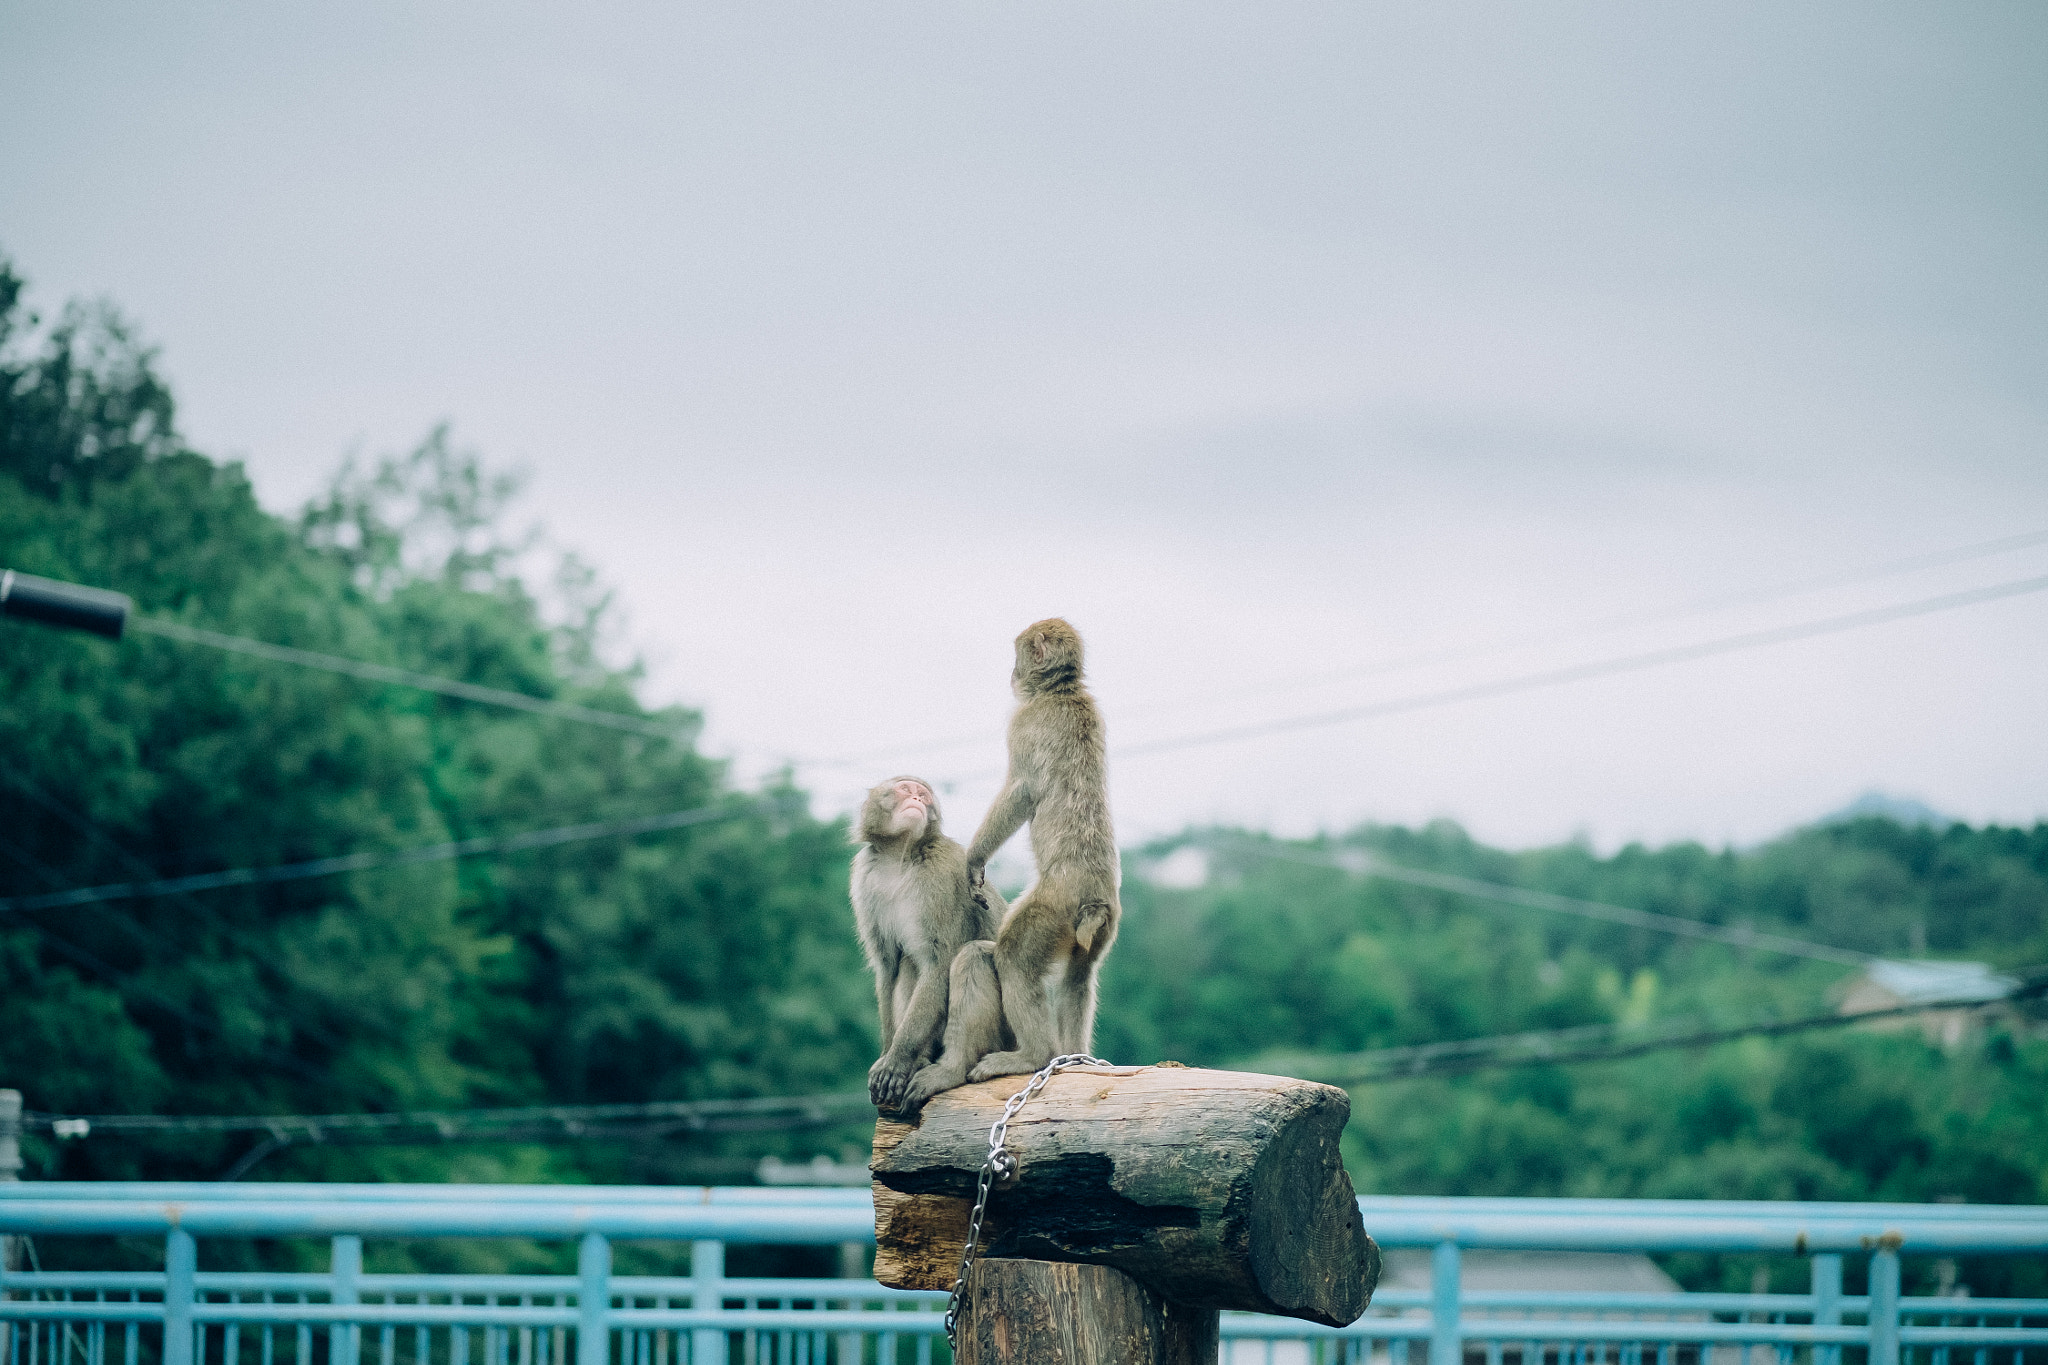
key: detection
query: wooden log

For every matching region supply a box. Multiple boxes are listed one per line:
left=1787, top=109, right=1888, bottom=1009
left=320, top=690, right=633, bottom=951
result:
left=871, top=1063, right=1379, bottom=1327
left=957, top=1258, right=1220, bottom=1365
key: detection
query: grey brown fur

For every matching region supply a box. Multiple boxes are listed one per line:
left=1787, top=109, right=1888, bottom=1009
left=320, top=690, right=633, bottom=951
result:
left=851, top=776, right=1005, bottom=1112
left=902, top=618, right=1119, bottom=1106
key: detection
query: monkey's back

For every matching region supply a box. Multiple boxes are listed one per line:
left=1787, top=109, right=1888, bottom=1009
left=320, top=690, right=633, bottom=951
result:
left=1016, top=687, right=1117, bottom=895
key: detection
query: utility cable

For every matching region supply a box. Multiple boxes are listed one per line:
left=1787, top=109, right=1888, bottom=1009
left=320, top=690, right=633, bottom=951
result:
left=11, top=574, right=2044, bottom=916
left=1271, top=975, right=2044, bottom=1086
left=0, top=761, right=378, bottom=1052
left=0, top=832, right=329, bottom=1084
left=1115, top=571, right=2048, bottom=762
left=803, top=533, right=2048, bottom=771
left=20, top=1092, right=873, bottom=1139
left=22, top=978, right=2040, bottom=1160
left=0, top=795, right=779, bottom=914
left=1220, top=839, right=1875, bottom=966
left=1123, top=526, right=2048, bottom=720
left=125, top=616, right=699, bottom=742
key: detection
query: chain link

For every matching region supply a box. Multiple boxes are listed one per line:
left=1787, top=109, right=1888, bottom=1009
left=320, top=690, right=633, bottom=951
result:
left=942, top=1053, right=1112, bottom=1351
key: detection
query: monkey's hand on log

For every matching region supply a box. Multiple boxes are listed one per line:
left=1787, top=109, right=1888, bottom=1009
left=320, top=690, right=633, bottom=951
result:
left=869, top=1052, right=918, bottom=1112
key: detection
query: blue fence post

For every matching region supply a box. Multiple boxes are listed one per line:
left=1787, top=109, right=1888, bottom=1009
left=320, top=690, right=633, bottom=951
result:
left=1869, top=1245, right=1901, bottom=1365
left=0, top=1089, right=17, bottom=1365
left=164, top=1228, right=197, bottom=1365
left=1812, top=1254, right=1843, bottom=1365
left=578, top=1233, right=612, bottom=1365
left=331, top=1236, right=362, bottom=1365
left=690, top=1241, right=725, bottom=1365
left=1433, top=1240, right=1462, bottom=1365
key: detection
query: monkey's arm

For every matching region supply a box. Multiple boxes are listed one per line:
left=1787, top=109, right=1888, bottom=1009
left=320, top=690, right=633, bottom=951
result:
left=872, top=945, right=953, bottom=1111
left=882, top=950, right=949, bottom=1065
left=965, top=777, right=1034, bottom=884
left=871, top=950, right=899, bottom=1045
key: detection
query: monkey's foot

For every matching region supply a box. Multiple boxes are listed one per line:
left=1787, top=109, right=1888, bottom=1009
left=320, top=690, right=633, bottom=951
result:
left=966, top=1050, right=1049, bottom=1083
left=868, top=1055, right=919, bottom=1111
left=899, top=1060, right=970, bottom=1112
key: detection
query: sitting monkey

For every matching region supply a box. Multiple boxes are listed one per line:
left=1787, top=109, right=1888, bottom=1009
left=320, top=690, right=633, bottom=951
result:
left=850, top=775, right=1004, bottom=1112
left=901, top=617, right=1118, bottom=1108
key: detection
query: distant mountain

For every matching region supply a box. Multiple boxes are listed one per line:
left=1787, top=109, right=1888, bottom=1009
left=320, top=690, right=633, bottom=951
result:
left=1821, top=791, right=1956, bottom=829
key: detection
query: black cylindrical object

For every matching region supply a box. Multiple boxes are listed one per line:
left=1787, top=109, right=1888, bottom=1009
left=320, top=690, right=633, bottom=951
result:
left=0, top=570, right=131, bottom=640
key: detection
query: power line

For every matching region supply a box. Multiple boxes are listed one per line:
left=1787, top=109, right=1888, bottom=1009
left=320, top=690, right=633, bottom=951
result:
left=1271, top=978, right=2043, bottom=1086
left=801, top=531, right=2048, bottom=771
left=22, top=1092, right=873, bottom=1140
left=22, top=1091, right=880, bottom=1180
left=9, top=574, right=2043, bottom=921
left=0, top=829, right=331, bottom=1084
left=0, top=761, right=383, bottom=1054
left=1115, top=571, right=2048, bottom=762
left=1222, top=840, right=1874, bottom=966
left=1123, top=526, right=2048, bottom=720
left=126, top=616, right=700, bottom=743
left=24, top=981, right=2040, bottom=1159
left=0, top=796, right=780, bottom=914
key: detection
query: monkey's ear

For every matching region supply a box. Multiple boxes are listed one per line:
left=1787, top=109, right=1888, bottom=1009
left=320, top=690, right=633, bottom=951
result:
left=1029, top=630, right=1052, bottom=664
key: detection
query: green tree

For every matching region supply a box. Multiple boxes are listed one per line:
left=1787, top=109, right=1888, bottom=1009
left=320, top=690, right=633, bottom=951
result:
left=0, top=258, right=873, bottom=1185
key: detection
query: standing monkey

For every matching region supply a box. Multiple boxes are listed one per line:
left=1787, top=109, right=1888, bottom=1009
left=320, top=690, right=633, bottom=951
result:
left=850, top=776, right=1004, bottom=1112
left=962, top=617, right=1119, bottom=1080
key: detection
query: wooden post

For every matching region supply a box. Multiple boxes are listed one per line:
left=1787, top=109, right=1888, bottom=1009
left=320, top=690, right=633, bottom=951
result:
left=872, top=1064, right=1379, bottom=1362
left=958, top=1259, right=1219, bottom=1365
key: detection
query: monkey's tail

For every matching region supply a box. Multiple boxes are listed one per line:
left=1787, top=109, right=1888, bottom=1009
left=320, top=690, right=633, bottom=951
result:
left=1074, top=901, right=1114, bottom=953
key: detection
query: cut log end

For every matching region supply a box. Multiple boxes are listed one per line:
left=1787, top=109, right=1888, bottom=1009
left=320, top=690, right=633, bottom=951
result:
left=870, top=1063, right=1378, bottom=1327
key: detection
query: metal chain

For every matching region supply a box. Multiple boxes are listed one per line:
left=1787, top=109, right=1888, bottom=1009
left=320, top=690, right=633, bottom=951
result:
left=942, top=1053, right=1112, bottom=1351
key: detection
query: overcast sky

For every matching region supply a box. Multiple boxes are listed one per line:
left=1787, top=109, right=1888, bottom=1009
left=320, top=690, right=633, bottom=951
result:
left=4, top=2, right=2045, bottom=853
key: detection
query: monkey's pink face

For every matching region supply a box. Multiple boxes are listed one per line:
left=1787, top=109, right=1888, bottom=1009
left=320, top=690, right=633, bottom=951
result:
left=883, top=779, right=935, bottom=836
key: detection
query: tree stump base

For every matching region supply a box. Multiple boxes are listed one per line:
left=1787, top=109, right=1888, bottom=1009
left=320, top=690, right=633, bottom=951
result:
left=872, top=1062, right=1379, bottom=1363
left=958, top=1258, right=1220, bottom=1365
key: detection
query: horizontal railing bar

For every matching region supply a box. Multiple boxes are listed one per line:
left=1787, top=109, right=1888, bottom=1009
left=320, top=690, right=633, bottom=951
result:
left=9, top=1298, right=2037, bottom=1343
left=618, top=1279, right=941, bottom=1301
left=197, top=1304, right=583, bottom=1326
left=7, top=1203, right=2043, bottom=1251
left=0, top=1271, right=166, bottom=1291
left=606, top=1309, right=943, bottom=1330
left=1458, top=1323, right=1870, bottom=1344
left=1218, top=1319, right=1877, bottom=1343
left=11, top=1186, right=2034, bottom=1227
left=195, top=1305, right=952, bottom=1331
left=0, top=1301, right=951, bottom=1329
left=1360, top=1213, right=2048, bottom=1251
left=1213, top=1317, right=2048, bottom=1345
left=6, top=1187, right=2043, bottom=1251
left=6, top=1185, right=2039, bottom=1221
left=2, top=1278, right=2012, bottom=1318
left=1219, top=1318, right=1434, bottom=1340
left=0, top=1184, right=873, bottom=1207
left=0, top=1271, right=942, bottom=1299
left=1459, top=1292, right=1821, bottom=1312
left=0, top=1303, right=167, bottom=1323
left=0, top=1201, right=876, bottom=1241
left=1356, top=1197, right=2048, bottom=1222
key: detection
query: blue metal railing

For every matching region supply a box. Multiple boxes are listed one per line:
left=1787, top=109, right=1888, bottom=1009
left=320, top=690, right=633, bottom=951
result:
left=2, top=1186, right=2043, bottom=1365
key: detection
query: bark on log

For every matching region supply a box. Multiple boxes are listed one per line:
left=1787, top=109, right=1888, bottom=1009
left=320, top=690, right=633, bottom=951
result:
left=957, top=1259, right=1220, bottom=1365
left=870, top=1064, right=1378, bottom=1326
